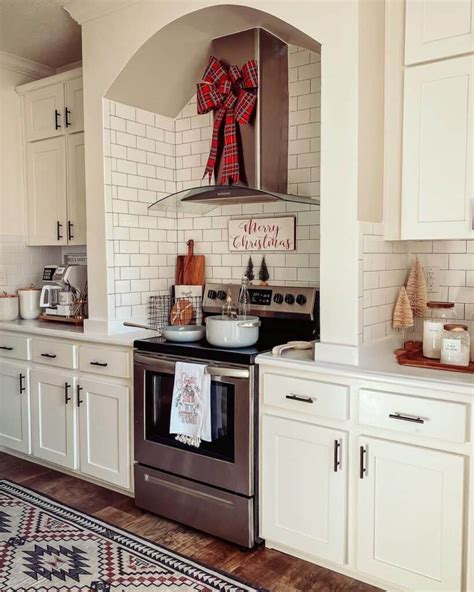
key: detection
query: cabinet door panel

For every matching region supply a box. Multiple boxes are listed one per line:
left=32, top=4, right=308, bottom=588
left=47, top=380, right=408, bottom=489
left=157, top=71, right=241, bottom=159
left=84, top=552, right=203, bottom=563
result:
left=24, top=83, right=64, bottom=141
left=66, top=133, right=86, bottom=245
left=31, top=369, right=77, bottom=469
left=78, top=379, right=130, bottom=488
left=26, top=137, right=67, bottom=246
left=401, top=56, right=473, bottom=239
left=0, top=362, right=30, bottom=454
left=357, top=438, right=464, bottom=591
left=261, top=416, right=347, bottom=564
left=405, top=0, right=474, bottom=65
left=65, top=78, right=84, bottom=134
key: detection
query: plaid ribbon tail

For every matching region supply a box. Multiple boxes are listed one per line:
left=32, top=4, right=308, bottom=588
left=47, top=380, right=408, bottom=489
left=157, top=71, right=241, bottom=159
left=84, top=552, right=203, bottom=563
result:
left=220, top=107, right=239, bottom=185
left=203, top=106, right=226, bottom=182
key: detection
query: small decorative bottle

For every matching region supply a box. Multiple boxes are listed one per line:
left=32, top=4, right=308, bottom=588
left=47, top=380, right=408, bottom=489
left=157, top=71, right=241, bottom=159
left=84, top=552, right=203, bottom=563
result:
left=239, top=276, right=251, bottom=319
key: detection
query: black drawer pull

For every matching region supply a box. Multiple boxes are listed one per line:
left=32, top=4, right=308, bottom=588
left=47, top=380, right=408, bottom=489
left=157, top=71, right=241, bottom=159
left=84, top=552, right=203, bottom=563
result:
left=77, top=384, right=83, bottom=407
left=41, top=353, right=57, bottom=359
left=360, top=445, right=367, bottom=479
left=64, top=382, right=71, bottom=404
left=285, top=394, right=313, bottom=404
left=90, top=361, right=108, bottom=367
left=333, top=440, right=341, bottom=472
left=389, top=413, right=424, bottom=424
left=67, top=221, right=74, bottom=241
left=19, top=374, right=26, bottom=394
left=54, top=109, right=61, bottom=130
left=57, top=221, right=63, bottom=241
left=0, top=346, right=13, bottom=351
left=65, top=107, right=71, bottom=128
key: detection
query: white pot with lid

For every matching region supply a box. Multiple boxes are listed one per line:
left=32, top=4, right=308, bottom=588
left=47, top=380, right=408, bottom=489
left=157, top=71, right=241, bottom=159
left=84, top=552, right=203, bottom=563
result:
left=205, top=315, right=261, bottom=348
left=18, top=285, right=41, bottom=320
left=0, top=292, right=19, bottom=321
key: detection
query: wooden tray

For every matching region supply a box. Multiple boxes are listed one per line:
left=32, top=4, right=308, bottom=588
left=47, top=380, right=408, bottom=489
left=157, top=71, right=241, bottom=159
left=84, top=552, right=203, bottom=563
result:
left=395, top=341, right=474, bottom=375
left=39, top=314, right=85, bottom=327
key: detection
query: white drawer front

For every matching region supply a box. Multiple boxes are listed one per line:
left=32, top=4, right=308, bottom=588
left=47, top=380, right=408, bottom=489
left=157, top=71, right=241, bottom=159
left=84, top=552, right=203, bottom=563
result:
left=32, top=338, right=77, bottom=369
left=359, top=389, right=468, bottom=443
left=263, top=373, right=349, bottom=421
left=79, top=346, right=130, bottom=379
left=0, top=332, right=31, bottom=361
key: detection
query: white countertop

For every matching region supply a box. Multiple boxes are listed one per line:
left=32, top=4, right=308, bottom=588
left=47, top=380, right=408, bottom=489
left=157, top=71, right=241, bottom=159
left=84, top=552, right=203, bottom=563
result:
left=0, top=319, right=159, bottom=347
left=257, top=337, right=474, bottom=393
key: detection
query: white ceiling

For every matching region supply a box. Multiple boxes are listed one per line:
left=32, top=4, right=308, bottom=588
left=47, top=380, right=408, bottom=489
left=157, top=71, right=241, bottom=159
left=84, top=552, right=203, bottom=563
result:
left=0, top=0, right=81, bottom=68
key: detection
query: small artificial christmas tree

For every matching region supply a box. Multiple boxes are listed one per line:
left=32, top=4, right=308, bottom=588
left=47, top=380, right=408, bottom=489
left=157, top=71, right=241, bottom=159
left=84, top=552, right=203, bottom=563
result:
left=393, top=286, right=414, bottom=347
left=244, top=257, right=255, bottom=283
left=406, top=257, right=428, bottom=318
left=259, top=256, right=270, bottom=285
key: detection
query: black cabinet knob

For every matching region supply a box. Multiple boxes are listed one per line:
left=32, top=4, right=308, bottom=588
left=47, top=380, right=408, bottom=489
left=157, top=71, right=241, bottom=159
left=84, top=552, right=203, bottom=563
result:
left=273, top=293, right=284, bottom=304
left=296, top=294, right=307, bottom=305
left=285, top=294, right=295, bottom=305
left=207, top=290, right=217, bottom=300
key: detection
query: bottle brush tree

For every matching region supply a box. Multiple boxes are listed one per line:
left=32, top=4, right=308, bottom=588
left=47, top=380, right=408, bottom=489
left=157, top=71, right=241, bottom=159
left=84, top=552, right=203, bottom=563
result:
left=259, top=256, right=270, bottom=285
left=406, top=257, right=428, bottom=318
left=245, top=257, right=255, bottom=283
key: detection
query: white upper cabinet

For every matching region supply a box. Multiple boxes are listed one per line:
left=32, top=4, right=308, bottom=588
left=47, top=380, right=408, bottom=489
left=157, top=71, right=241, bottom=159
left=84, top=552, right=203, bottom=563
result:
left=24, top=83, right=65, bottom=142
left=65, top=78, right=84, bottom=134
left=26, top=137, right=68, bottom=246
left=357, top=438, right=464, bottom=592
left=405, top=0, right=474, bottom=65
left=261, top=416, right=347, bottom=565
left=66, top=132, right=86, bottom=245
left=401, top=55, right=473, bottom=239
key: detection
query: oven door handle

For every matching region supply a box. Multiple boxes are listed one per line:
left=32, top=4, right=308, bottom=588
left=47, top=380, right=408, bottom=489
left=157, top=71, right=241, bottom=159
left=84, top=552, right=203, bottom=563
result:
left=134, top=353, right=250, bottom=379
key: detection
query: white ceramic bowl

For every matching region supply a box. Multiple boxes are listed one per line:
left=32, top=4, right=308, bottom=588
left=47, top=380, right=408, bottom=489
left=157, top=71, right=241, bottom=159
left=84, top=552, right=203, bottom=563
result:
left=0, top=294, right=19, bottom=321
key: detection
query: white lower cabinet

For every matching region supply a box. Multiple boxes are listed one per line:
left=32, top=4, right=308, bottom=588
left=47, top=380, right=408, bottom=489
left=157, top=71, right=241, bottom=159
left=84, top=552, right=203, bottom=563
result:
left=78, top=378, right=130, bottom=489
left=0, top=362, right=30, bottom=454
left=357, top=437, right=465, bottom=591
left=31, top=368, right=78, bottom=470
left=261, top=415, right=347, bottom=564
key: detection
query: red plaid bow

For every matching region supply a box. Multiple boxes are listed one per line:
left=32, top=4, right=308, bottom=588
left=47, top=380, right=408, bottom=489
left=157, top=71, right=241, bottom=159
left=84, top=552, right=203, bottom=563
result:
left=197, top=56, right=258, bottom=185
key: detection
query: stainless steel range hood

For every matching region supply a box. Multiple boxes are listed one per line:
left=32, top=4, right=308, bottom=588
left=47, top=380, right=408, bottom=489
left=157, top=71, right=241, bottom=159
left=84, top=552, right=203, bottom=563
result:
left=149, top=185, right=319, bottom=215
left=149, top=28, right=320, bottom=216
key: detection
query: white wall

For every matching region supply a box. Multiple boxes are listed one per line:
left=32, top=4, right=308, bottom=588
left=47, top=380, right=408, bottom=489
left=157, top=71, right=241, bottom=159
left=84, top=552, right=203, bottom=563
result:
left=73, top=0, right=361, bottom=363
left=0, top=54, right=60, bottom=292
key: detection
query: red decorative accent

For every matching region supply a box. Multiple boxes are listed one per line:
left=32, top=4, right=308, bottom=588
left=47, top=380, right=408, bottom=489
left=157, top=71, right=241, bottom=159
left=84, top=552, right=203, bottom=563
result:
left=197, top=56, right=258, bottom=185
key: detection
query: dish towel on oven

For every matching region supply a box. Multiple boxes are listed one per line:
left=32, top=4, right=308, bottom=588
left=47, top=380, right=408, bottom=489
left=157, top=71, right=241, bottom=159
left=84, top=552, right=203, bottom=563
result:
left=170, top=362, right=211, bottom=447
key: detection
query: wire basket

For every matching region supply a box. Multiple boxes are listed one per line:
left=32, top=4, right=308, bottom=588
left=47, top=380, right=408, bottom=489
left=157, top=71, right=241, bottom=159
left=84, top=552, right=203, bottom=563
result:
left=148, top=295, right=203, bottom=330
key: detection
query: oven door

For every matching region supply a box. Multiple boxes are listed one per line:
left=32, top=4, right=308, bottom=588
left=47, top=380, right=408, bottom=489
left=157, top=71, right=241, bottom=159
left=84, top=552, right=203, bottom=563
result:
left=134, top=352, right=254, bottom=497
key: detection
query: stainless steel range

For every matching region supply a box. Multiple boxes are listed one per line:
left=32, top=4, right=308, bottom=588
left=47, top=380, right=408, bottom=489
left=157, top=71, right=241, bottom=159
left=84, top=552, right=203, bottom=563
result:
left=133, top=283, right=319, bottom=548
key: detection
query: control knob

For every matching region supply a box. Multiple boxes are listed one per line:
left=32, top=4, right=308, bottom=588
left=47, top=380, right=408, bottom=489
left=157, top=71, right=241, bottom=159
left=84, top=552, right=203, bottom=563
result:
left=273, top=293, right=284, bottom=304
left=207, top=290, right=217, bottom=300
left=217, top=290, right=226, bottom=301
left=285, top=294, right=295, bottom=305
left=296, top=294, right=307, bottom=306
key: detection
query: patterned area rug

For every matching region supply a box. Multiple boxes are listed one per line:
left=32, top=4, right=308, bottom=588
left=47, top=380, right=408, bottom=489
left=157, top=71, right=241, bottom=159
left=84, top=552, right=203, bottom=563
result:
left=0, top=480, right=263, bottom=591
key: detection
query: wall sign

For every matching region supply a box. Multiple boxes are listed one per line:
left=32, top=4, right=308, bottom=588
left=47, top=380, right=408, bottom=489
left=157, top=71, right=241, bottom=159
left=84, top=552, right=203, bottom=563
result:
left=228, top=216, right=296, bottom=252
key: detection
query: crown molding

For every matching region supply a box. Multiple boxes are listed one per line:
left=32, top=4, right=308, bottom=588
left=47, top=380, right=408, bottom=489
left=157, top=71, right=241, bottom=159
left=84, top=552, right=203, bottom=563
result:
left=63, top=0, right=138, bottom=25
left=0, top=51, right=54, bottom=79
left=56, top=60, right=83, bottom=74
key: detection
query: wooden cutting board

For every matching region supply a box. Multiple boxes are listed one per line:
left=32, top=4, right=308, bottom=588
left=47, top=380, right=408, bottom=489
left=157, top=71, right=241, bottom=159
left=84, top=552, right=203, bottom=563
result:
left=175, top=240, right=205, bottom=286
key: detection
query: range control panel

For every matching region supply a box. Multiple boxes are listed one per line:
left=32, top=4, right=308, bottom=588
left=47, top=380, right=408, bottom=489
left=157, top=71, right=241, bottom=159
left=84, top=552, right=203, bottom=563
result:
left=203, top=283, right=319, bottom=319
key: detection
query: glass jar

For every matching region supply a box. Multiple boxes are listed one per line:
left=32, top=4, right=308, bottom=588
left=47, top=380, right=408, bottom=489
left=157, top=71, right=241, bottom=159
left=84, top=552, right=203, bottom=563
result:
left=440, top=324, right=470, bottom=367
left=422, top=301, right=455, bottom=359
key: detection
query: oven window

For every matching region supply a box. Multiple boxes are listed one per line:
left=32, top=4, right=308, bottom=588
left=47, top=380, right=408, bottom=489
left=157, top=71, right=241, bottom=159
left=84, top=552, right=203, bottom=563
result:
left=144, top=371, right=236, bottom=462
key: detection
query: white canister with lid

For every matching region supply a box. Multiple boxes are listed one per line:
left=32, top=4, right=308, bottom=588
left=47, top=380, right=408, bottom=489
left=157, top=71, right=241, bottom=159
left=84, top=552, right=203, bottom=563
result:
left=440, top=324, right=470, bottom=367
left=0, top=292, right=19, bottom=321
left=18, top=285, right=41, bottom=320
left=422, top=301, right=455, bottom=359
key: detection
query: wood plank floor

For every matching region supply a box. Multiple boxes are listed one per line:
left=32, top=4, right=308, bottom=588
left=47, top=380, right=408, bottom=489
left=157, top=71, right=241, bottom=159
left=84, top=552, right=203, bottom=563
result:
left=0, top=452, right=382, bottom=592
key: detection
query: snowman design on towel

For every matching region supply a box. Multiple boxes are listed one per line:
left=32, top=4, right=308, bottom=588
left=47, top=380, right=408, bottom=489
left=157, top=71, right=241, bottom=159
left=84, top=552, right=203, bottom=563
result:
left=170, top=362, right=211, bottom=447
